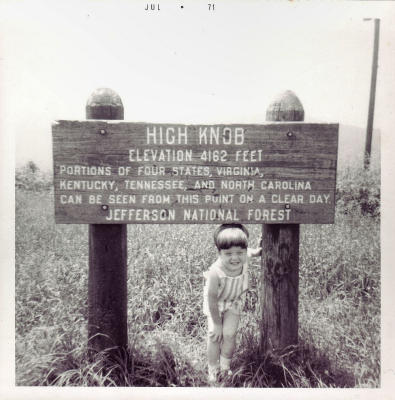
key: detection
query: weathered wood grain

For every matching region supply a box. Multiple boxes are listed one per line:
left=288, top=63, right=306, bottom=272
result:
left=261, top=224, right=299, bottom=351
left=260, top=90, right=302, bottom=354
left=52, top=120, right=339, bottom=224
left=86, top=88, right=127, bottom=355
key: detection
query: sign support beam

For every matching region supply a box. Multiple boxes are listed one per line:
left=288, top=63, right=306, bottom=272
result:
left=260, top=90, right=303, bottom=353
left=86, top=88, right=128, bottom=354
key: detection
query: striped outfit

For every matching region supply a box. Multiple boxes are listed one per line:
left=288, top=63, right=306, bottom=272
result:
left=203, top=256, right=249, bottom=316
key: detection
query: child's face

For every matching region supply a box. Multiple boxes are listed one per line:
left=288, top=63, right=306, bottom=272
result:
left=219, top=246, right=247, bottom=273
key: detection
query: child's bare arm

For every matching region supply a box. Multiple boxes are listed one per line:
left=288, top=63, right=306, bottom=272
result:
left=248, top=247, right=262, bottom=257
left=207, top=271, right=221, bottom=324
left=206, top=270, right=222, bottom=342
left=248, top=234, right=262, bottom=257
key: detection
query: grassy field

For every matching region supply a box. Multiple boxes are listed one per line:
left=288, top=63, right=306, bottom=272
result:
left=15, top=162, right=380, bottom=387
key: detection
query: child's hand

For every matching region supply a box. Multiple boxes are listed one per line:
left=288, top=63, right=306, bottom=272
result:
left=209, top=323, right=223, bottom=342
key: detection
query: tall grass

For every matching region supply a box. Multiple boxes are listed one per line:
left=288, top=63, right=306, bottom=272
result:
left=15, top=161, right=380, bottom=387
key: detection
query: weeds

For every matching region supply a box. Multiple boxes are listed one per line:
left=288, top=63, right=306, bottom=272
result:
left=15, top=161, right=380, bottom=387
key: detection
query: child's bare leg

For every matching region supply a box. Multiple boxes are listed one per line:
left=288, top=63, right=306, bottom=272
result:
left=207, top=336, right=220, bottom=366
left=220, top=310, right=240, bottom=369
left=207, top=317, right=221, bottom=381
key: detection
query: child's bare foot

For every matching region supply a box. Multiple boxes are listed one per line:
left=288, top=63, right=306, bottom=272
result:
left=208, top=367, right=219, bottom=384
left=218, top=369, right=233, bottom=382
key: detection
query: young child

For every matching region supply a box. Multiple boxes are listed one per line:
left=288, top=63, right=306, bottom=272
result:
left=203, top=223, right=261, bottom=383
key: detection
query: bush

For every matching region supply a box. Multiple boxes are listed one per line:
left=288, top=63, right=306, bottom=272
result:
left=15, top=161, right=53, bottom=192
left=336, top=163, right=380, bottom=217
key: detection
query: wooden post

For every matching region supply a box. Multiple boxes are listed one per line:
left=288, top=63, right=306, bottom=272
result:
left=86, top=88, right=128, bottom=353
left=260, top=90, right=304, bottom=353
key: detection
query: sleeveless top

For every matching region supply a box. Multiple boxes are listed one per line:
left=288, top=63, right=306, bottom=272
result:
left=203, top=257, right=249, bottom=316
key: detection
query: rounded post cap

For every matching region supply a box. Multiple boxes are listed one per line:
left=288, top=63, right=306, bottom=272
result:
left=266, top=90, right=304, bottom=122
left=86, top=88, right=124, bottom=120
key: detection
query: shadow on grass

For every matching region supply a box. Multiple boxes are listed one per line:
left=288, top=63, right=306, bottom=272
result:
left=229, top=335, right=356, bottom=388
left=44, top=337, right=207, bottom=387
left=42, top=332, right=355, bottom=387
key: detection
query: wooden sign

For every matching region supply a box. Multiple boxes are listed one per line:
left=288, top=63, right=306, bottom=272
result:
left=52, top=121, right=338, bottom=224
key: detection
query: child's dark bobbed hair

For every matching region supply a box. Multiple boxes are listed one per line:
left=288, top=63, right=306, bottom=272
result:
left=213, top=223, right=249, bottom=250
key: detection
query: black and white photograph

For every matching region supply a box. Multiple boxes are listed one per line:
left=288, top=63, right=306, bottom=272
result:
left=1, top=0, right=394, bottom=398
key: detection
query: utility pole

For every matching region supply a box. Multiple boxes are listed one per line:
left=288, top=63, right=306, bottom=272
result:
left=363, top=18, right=380, bottom=169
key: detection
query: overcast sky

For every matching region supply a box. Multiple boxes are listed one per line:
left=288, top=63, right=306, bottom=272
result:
left=1, top=0, right=394, bottom=170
